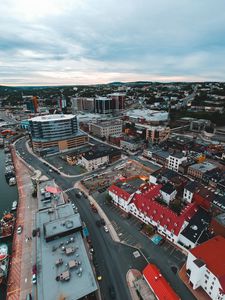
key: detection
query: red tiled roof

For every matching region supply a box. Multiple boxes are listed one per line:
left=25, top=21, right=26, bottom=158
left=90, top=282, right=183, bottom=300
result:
left=143, top=264, right=180, bottom=300
left=132, top=185, right=197, bottom=236
left=108, top=185, right=131, bottom=201
left=190, top=236, right=225, bottom=292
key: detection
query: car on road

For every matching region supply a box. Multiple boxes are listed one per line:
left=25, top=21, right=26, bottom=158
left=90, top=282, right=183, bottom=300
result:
left=96, top=220, right=101, bottom=227
left=32, top=274, right=37, bottom=284
left=17, top=225, right=23, bottom=234
left=103, top=225, right=109, bottom=233
left=100, top=218, right=106, bottom=226
left=96, top=270, right=102, bottom=281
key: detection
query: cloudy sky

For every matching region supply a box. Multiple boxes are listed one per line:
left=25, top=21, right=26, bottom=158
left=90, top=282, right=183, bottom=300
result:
left=1, top=0, right=225, bottom=86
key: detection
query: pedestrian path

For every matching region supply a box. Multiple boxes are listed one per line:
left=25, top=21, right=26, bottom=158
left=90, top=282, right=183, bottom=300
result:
left=7, top=149, right=37, bottom=300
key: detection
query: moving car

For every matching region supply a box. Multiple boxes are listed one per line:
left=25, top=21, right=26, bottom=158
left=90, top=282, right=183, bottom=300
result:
left=103, top=225, right=109, bottom=233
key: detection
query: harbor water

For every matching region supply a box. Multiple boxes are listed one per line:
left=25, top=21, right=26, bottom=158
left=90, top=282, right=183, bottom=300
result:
left=0, top=149, right=18, bottom=299
left=0, top=149, right=18, bottom=219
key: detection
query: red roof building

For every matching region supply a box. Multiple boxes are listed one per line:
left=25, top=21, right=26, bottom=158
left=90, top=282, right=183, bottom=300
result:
left=143, top=264, right=180, bottom=300
left=109, top=178, right=198, bottom=242
left=186, top=236, right=225, bottom=299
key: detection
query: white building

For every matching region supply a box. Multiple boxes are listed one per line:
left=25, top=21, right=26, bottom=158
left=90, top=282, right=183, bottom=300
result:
left=120, top=138, right=142, bottom=152
left=160, top=183, right=177, bottom=205
left=183, top=181, right=199, bottom=203
left=167, top=153, right=187, bottom=172
left=89, top=119, right=122, bottom=139
left=186, top=236, right=225, bottom=300
left=109, top=180, right=197, bottom=244
left=79, top=153, right=109, bottom=171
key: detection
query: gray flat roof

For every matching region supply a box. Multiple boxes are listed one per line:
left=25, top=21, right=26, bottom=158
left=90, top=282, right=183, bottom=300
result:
left=44, top=213, right=82, bottom=239
left=38, top=180, right=65, bottom=211
left=36, top=204, right=97, bottom=300
left=116, top=177, right=145, bottom=194
left=189, top=162, right=217, bottom=173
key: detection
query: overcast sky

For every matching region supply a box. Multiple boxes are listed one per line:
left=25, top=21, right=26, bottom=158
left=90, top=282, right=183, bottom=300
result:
left=1, top=0, right=225, bottom=86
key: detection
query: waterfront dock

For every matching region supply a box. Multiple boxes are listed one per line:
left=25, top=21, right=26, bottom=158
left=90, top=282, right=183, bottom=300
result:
left=6, top=149, right=37, bottom=300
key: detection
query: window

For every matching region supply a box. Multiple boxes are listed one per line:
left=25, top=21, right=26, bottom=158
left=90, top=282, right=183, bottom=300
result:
left=205, top=274, right=209, bottom=279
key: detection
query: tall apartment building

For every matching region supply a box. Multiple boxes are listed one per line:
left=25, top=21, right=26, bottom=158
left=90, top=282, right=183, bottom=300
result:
left=95, top=93, right=125, bottom=114
left=71, top=97, right=95, bottom=113
left=29, top=114, right=88, bottom=155
left=89, top=119, right=122, bottom=139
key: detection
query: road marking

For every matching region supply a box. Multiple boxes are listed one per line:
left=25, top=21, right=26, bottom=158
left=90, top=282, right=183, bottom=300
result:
left=25, top=277, right=27, bottom=282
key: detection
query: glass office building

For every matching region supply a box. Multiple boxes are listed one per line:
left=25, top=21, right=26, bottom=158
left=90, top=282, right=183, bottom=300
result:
left=29, top=114, right=88, bottom=155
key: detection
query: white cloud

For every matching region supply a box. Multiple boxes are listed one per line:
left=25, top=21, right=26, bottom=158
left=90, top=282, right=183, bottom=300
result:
left=0, top=0, right=225, bottom=85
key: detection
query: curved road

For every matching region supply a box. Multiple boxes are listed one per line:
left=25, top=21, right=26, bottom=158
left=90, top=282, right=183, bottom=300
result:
left=15, top=137, right=134, bottom=300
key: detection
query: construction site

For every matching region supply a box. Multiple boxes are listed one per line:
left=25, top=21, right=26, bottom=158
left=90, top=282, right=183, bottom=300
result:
left=81, top=160, right=152, bottom=194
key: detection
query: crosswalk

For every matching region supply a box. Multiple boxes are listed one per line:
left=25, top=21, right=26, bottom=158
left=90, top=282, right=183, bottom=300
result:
left=63, top=186, right=76, bottom=193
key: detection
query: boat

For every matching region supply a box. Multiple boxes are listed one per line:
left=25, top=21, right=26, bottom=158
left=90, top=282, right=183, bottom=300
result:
left=5, top=165, right=15, bottom=182
left=11, top=201, right=18, bottom=211
left=0, top=243, right=9, bottom=285
left=0, top=138, right=4, bottom=148
left=0, top=213, right=16, bottom=240
left=9, top=177, right=16, bottom=186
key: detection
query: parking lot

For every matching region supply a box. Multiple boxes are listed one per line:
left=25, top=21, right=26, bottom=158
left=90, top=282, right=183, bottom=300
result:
left=44, top=152, right=87, bottom=175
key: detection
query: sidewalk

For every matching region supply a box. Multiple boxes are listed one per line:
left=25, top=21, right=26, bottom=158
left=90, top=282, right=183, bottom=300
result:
left=7, top=149, right=38, bottom=300
left=126, top=269, right=156, bottom=300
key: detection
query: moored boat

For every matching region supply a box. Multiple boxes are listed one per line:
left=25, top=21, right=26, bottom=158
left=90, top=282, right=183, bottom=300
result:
left=9, top=177, right=16, bottom=186
left=0, top=243, right=9, bottom=285
left=0, top=212, right=16, bottom=240
left=11, top=201, right=18, bottom=211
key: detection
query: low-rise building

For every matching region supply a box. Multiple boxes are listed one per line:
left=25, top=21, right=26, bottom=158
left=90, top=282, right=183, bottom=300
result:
left=143, top=264, right=180, bottom=300
left=109, top=179, right=197, bottom=243
left=89, top=119, right=122, bottom=139
left=35, top=181, right=98, bottom=300
left=79, top=151, right=109, bottom=171
left=178, top=207, right=211, bottom=249
left=160, top=182, right=177, bottom=205
left=78, top=146, right=121, bottom=171
left=188, top=162, right=217, bottom=179
left=210, top=213, right=225, bottom=239
left=186, top=236, right=225, bottom=300
left=167, top=153, right=187, bottom=172
left=120, top=137, right=143, bottom=152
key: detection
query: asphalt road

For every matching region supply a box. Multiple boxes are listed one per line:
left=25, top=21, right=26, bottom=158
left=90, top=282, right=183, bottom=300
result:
left=94, top=192, right=196, bottom=300
left=15, top=136, right=196, bottom=300
left=15, top=137, right=142, bottom=300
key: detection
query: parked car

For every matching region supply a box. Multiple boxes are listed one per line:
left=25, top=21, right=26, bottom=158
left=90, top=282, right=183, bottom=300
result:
left=32, top=274, right=37, bottom=284
left=17, top=225, right=23, bottom=234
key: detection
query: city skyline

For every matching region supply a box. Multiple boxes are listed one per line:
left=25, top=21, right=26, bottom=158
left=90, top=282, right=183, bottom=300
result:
left=1, top=0, right=225, bottom=86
